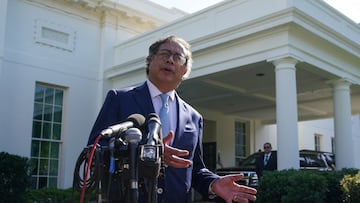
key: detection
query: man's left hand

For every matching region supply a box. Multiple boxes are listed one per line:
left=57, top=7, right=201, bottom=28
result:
left=211, top=174, right=257, bottom=203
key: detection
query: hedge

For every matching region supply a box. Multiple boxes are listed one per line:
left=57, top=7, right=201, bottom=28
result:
left=256, top=168, right=359, bottom=203
left=0, top=152, right=31, bottom=203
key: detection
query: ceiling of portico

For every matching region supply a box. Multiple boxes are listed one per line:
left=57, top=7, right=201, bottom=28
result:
left=177, top=61, right=360, bottom=124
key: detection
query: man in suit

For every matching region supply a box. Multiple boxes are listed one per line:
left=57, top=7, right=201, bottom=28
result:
left=87, top=35, right=257, bottom=203
left=255, top=142, right=277, bottom=178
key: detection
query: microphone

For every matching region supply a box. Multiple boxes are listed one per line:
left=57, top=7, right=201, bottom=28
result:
left=146, top=113, right=162, bottom=145
left=124, top=127, right=142, bottom=203
left=101, top=113, right=145, bottom=137
left=139, top=113, right=162, bottom=179
left=139, top=114, right=163, bottom=203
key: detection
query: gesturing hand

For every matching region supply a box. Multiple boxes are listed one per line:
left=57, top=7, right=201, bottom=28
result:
left=211, top=174, right=257, bottom=203
left=162, top=131, right=192, bottom=168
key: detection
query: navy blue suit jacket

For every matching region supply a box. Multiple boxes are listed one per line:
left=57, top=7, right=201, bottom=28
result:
left=87, top=82, right=219, bottom=203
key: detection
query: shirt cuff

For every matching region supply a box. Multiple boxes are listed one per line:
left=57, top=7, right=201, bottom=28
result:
left=208, top=180, right=217, bottom=199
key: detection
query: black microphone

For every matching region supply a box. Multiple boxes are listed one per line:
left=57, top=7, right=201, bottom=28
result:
left=139, top=113, right=162, bottom=179
left=146, top=113, right=162, bottom=145
left=124, top=127, right=142, bottom=203
left=101, top=113, right=145, bottom=137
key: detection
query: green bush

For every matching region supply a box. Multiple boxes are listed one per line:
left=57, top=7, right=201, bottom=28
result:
left=26, top=187, right=76, bottom=203
left=26, top=187, right=98, bottom=203
left=255, top=169, right=360, bottom=203
left=0, top=152, right=31, bottom=203
left=341, top=170, right=360, bottom=203
left=256, top=169, right=327, bottom=203
left=318, top=168, right=359, bottom=203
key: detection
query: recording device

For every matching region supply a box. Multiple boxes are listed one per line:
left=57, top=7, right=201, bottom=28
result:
left=73, top=113, right=164, bottom=203
left=100, top=113, right=145, bottom=137
left=124, top=128, right=143, bottom=203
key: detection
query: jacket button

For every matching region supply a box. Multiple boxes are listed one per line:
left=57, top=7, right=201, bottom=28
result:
left=157, top=188, right=163, bottom=194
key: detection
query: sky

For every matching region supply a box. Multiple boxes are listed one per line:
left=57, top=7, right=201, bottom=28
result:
left=149, top=0, right=360, bottom=23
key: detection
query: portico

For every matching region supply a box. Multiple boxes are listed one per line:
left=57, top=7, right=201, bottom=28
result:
left=107, top=0, right=360, bottom=169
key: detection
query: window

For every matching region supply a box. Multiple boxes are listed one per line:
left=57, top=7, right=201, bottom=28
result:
left=235, top=122, right=246, bottom=165
left=314, top=134, right=322, bottom=151
left=31, top=84, right=64, bottom=189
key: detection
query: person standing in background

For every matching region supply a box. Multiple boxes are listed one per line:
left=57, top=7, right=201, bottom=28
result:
left=255, top=142, right=277, bottom=178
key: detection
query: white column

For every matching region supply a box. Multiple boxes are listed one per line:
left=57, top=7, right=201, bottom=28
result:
left=273, top=57, right=299, bottom=170
left=0, top=0, right=8, bottom=77
left=331, top=79, right=354, bottom=169
left=353, top=115, right=360, bottom=168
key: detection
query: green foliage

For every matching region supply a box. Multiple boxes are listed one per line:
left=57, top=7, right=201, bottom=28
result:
left=256, top=169, right=326, bottom=203
left=341, top=170, right=360, bottom=203
left=0, top=152, right=31, bottom=203
left=256, top=170, right=287, bottom=203
left=318, top=168, right=359, bottom=203
left=26, top=187, right=99, bottom=203
left=256, top=169, right=360, bottom=203
left=26, top=187, right=77, bottom=203
left=282, top=171, right=327, bottom=203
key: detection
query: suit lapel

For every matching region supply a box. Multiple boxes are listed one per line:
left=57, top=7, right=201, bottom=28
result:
left=132, top=82, right=155, bottom=117
left=173, top=93, right=188, bottom=146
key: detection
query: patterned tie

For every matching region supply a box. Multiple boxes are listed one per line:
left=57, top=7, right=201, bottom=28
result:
left=264, top=154, right=269, bottom=165
left=159, top=93, right=170, bottom=138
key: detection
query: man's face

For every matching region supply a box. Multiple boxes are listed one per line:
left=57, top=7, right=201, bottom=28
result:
left=148, top=41, right=189, bottom=92
left=263, top=144, right=272, bottom=153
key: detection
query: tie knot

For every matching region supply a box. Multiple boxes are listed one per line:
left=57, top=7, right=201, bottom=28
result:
left=160, top=93, right=169, bottom=104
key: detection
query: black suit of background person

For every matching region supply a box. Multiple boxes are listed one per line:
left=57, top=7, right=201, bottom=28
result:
left=255, top=142, right=277, bottom=178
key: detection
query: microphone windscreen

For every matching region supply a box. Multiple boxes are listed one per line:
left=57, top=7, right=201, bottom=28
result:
left=148, top=113, right=160, bottom=123
left=128, top=113, right=146, bottom=128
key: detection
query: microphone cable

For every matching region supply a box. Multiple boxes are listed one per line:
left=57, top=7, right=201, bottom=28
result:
left=78, top=134, right=102, bottom=203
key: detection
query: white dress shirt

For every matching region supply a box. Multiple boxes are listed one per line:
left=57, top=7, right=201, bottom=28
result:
left=146, top=80, right=177, bottom=140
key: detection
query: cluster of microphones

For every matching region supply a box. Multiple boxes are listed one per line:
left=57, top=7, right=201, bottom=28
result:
left=101, top=113, right=162, bottom=147
left=98, top=113, right=164, bottom=203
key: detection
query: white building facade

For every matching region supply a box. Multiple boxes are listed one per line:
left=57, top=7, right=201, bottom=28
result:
left=1, top=0, right=359, bottom=189
left=0, top=0, right=184, bottom=189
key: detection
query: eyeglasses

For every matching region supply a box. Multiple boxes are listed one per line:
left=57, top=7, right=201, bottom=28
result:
left=264, top=146, right=271, bottom=149
left=156, top=49, right=187, bottom=66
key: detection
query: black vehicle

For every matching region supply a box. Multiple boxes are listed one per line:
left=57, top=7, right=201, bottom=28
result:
left=215, top=150, right=335, bottom=188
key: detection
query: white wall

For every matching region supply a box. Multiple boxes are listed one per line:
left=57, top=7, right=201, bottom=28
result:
left=254, top=119, right=335, bottom=153
left=298, top=118, right=334, bottom=152
left=1, top=0, right=103, bottom=188
left=0, top=0, right=7, bottom=76
left=198, top=106, right=341, bottom=168
left=0, top=0, right=186, bottom=189
left=199, top=107, right=238, bottom=167
left=254, top=122, right=277, bottom=152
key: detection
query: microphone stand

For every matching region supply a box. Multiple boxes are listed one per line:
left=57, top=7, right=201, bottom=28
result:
left=140, top=143, right=163, bottom=203
left=124, top=128, right=142, bottom=203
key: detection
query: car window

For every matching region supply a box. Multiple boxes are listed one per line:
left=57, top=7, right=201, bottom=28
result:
left=300, top=153, right=327, bottom=168
left=324, top=153, right=335, bottom=165
left=240, top=153, right=259, bottom=166
left=238, top=151, right=333, bottom=169
left=299, top=156, right=306, bottom=167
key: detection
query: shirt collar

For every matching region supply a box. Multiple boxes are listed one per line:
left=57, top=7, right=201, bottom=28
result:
left=146, top=79, right=175, bottom=101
